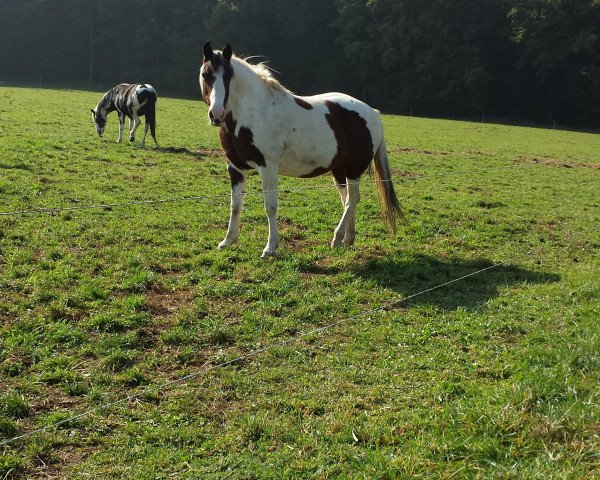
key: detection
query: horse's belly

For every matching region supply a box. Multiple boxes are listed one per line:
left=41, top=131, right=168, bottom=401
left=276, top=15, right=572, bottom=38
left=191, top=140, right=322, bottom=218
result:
left=277, top=147, right=335, bottom=177
left=275, top=127, right=337, bottom=177
left=278, top=155, right=328, bottom=177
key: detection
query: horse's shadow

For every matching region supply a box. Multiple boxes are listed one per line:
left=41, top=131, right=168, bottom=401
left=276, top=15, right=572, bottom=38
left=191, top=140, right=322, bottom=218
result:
left=154, top=146, right=221, bottom=159
left=0, top=162, right=31, bottom=171
left=303, top=254, right=560, bottom=311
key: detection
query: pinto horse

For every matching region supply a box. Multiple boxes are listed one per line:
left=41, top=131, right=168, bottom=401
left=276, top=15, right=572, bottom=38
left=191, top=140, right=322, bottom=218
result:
left=200, top=42, right=404, bottom=258
left=91, top=83, right=158, bottom=148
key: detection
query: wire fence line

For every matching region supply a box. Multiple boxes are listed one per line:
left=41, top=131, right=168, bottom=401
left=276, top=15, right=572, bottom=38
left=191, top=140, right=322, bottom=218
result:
left=1, top=224, right=593, bottom=450
left=0, top=161, right=596, bottom=449
left=0, top=161, right=572, bottom=218
left=0, top=261, right=503, bottom=448
left=0, top=173, right=461, bottom=217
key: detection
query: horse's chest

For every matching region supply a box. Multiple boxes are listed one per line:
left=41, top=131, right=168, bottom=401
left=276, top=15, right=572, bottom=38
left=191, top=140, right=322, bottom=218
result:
left=219, top=116, right=266, bottom=171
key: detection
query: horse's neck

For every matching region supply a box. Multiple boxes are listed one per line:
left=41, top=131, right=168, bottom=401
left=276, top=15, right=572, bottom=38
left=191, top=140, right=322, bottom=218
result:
left=229, top=61, right=289, bottom=117
left=97, top=91, right=117, bottom=114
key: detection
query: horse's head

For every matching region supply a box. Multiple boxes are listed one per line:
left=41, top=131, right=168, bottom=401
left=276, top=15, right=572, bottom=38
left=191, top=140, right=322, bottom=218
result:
left=200, top=42, right=233, bottom=127
left=90, top=109, right=106, bottom=136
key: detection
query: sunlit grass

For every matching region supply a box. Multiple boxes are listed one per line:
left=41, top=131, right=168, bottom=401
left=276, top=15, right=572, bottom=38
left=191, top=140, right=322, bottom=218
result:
left=1, top=86, right=599, bottom=479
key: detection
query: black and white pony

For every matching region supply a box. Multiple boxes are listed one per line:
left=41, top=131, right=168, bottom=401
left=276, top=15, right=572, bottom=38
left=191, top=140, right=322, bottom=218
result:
left=91, top=83, right=158, bottom=148
left=200, top=42, right=405, bottom=258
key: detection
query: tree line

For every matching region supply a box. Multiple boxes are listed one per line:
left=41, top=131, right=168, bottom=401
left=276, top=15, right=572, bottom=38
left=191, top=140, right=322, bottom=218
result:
left=1, top=0, right=599, bottom=128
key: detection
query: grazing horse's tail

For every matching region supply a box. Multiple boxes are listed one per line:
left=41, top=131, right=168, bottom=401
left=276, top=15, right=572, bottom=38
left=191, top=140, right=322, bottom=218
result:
left=146, top=90, right=158, bottom=144
left=373, top=125, right=406, bottom=233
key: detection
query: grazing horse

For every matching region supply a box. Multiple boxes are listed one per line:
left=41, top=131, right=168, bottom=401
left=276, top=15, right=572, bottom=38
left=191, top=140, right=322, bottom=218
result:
left=91, top=83, right=158, bottom=148
left=200, top=42, right=404, bottom=258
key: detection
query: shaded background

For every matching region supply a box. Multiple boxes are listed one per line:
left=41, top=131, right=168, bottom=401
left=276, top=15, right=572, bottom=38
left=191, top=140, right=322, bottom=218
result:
left=1, top=0, right=599, bottom=128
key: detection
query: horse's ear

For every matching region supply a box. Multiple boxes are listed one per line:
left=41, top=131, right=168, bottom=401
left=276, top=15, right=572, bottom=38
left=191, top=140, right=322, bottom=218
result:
left=203, top=41, right=214, bottom=62
left=223, top=44, right=232, bottom=61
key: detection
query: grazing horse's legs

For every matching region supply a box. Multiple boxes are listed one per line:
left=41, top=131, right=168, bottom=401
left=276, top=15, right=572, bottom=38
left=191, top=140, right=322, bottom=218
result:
left=129, top=113, right=141, bottom=142
left=140, top=122, right=149, bottom=149
left=332, top=178, right=360, bottom=248
left=129, top=114, right=141, bottom=143
left=117, top=113, right=125, bottom=143
left=258, top=166, right=280, bottom=258
left=219, top=165, right=249, bottom=250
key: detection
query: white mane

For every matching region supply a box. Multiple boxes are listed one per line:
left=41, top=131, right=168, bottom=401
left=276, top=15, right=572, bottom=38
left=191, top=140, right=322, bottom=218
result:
left=233, top=55, right=291, bottom=94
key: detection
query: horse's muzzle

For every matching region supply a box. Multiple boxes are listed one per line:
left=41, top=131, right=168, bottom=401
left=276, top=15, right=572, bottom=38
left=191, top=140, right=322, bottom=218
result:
left=209, top=109, right=224, bottom=127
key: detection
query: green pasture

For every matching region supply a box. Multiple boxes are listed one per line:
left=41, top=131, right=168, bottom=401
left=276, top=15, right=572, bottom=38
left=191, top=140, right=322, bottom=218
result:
left=0, top=86, right=599, bottom=479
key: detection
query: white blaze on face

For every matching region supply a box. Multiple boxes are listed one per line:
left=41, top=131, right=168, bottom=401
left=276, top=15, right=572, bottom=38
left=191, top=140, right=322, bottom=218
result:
left=209, top=72, right=226, bottom=124
left=92, top=110, right=105, bottom=135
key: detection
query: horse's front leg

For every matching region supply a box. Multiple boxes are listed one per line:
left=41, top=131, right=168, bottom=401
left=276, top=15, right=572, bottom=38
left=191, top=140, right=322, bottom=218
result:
left=218, top=164, right=248, bottom=250
left=258, top=166, right=280, bottom=258
left=117, top=113, right=125, bottom=143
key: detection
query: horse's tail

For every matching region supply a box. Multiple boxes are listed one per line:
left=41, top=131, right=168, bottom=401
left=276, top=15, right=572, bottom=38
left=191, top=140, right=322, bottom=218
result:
left=142, top=88, right=158, bottom=144
left=147, top=94, right=158, bottom=144
left=373, top=123, right=406, bottom=234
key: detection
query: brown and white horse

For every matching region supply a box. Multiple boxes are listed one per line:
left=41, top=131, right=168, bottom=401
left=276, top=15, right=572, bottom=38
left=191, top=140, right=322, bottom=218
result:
left=91, top=83, right=158, bottom=148
left=200, top=42, right=404, bottom=258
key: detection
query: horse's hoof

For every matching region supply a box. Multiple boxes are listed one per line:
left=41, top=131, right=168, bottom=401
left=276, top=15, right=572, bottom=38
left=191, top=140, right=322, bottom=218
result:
left=330, top=240, right=344, bottom=248
left=260, top=250, right=276, bottom=259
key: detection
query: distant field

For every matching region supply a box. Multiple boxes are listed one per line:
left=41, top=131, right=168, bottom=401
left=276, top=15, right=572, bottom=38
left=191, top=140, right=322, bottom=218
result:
left=1, top=86, right=599, bottom=479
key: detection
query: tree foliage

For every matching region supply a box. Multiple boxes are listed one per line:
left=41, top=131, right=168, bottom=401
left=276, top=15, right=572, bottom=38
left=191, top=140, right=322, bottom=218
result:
left=0, top=0, right=598, bottom=127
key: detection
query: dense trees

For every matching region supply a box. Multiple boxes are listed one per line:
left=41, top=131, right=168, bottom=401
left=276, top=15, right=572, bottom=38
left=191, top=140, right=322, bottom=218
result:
left=0, top=0, right=598, bottom=128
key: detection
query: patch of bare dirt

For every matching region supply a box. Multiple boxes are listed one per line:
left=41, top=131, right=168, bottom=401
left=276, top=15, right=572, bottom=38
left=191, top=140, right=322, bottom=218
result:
left=520, top=156, right=600, bottom=170
left=390, top=146, right=449, bottom=157
left=144, top=287, right=194, bottom=317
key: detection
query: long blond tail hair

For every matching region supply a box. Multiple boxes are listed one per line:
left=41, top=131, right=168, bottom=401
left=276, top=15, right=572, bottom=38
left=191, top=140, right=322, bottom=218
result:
left=373, top=124, right=406, bottom=233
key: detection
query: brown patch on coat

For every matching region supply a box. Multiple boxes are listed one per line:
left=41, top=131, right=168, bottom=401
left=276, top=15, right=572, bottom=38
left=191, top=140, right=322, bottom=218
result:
left=227, top=163, right=246, bottom=186
left=219, top=113, right=266, bottom=171
left=294, top=97, right=313, bottom=110
left=324, top=101, right=374, bottom=180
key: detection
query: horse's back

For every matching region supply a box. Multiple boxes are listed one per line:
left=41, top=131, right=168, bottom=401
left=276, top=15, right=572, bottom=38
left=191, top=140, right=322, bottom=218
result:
left=299, top=92, right=383, bottom=151
left=266, top=92, right=383, bottom=179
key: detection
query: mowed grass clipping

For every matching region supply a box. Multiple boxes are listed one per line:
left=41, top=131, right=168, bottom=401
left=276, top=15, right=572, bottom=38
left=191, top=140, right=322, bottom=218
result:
left=1, top=86, right=599, bottom=479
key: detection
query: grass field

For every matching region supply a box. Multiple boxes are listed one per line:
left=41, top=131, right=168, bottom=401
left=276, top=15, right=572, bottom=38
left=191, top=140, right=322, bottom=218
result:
left=1, top=85, right=599, bottom=479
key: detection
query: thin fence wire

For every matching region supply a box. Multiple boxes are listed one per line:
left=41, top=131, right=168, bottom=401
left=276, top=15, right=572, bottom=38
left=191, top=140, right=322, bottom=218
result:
left=0, top=172, right=461, bottom=217
left=0, top=261, right=503, bottom=448
left=3, top=160, right=595, bottom=217
left=0, top=160, right=598, bottom=448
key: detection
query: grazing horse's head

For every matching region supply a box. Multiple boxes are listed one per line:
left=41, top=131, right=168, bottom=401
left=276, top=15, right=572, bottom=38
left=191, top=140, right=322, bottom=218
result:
left=90, top=109, right=106, bottom=136
left=200, top=42, right=233, bottom=127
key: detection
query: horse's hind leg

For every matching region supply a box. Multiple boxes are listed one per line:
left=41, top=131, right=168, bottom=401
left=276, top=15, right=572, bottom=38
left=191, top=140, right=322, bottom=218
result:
left=218, top=164, right=248, bottom=250
left=140, top=119, right=149, bottom=148
left=333, top=176, right=356, bottom=246
left=332, top=178, right=360, bottom=248
left=129, top=114, right=141, bottom=143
